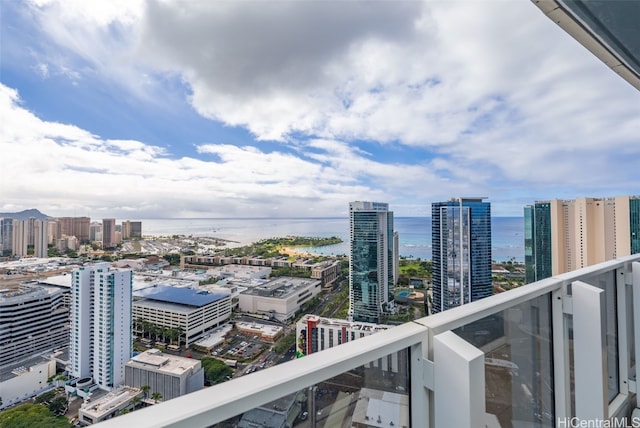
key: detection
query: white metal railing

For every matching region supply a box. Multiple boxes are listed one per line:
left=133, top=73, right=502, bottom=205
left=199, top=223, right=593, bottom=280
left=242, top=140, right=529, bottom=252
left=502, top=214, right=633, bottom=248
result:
left=96, top=254, right=640, bottom=428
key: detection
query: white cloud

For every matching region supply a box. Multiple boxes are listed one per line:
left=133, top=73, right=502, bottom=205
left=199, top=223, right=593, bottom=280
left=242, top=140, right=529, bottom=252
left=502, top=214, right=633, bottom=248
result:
left=2, top=84, right=474, bottom=218
left=5, top=1, right=640, bottom=217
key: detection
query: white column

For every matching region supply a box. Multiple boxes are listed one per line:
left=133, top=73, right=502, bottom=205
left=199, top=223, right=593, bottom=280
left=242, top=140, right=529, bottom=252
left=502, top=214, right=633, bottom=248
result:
left=573, top=280, right=607, bottom=420
left=434, top=330, right=485, bottom=427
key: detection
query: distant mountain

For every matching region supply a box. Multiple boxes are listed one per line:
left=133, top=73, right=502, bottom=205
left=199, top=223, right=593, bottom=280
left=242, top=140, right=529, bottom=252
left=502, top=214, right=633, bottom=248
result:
left=0, top=209, right=52, bottom=220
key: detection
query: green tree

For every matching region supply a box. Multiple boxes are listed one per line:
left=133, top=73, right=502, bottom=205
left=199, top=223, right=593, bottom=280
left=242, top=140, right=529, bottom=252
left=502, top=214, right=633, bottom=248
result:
left=200, top=358, right=233, bottom=385
left=48, top=396, right=68, bottom=416
left=131, top=395, right=140, bottom=410
left=151, top=392, right=162, bottom=403
left=0, top=403, right=71, bottom=428
left=141, top=385, right=151, bottom=399
left=34, top=390, right=56, bottom=405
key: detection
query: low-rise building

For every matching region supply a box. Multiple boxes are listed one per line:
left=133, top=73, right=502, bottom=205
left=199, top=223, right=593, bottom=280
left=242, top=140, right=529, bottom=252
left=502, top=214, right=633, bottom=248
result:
left=133, top=285, right=232, bottom=346
left=202, top=264, right=271, bottom=281
left=295, top=315, right=392, bottom=356
left=125, top=349, right=204, bottom=402
left=192, top=324, right=233, bottom=353
left=0, top=356, right=57, bottom=409
left=235, top=321, right=283, bottom=342
left=309, top=260, right=340, bottom=287
left=238, top=277, right=322, bottom=322
left=78, top=386, right=141, bottom=425
left=238, top=391, right=303, bottom=428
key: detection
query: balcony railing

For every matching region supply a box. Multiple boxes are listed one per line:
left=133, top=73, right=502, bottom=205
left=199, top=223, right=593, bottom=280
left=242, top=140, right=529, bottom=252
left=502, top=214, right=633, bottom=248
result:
left=97, top=255, right=640, bottom=427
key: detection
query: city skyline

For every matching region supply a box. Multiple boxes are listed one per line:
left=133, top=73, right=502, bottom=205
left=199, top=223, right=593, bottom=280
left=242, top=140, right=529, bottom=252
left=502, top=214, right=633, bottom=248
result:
left=1, top=1, right=639, bottom=220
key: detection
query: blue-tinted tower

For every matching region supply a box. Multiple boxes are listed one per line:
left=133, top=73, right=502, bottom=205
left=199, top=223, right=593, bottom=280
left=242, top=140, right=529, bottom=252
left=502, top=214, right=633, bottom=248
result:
left=348, top=201, right=395, bottom=324
left=432, top=197, right=492, bottom=313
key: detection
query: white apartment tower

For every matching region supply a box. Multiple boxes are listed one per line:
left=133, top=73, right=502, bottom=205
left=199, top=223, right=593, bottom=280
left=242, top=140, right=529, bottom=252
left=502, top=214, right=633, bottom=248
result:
left=70, top=263, right=132, bottom=390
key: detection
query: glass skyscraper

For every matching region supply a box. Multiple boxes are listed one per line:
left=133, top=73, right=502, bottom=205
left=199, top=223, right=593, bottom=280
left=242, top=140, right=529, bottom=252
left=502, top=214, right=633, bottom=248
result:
left=631, top=197, right=640, bottom=254
left=524, top=202, right=552, bottom=284
left=348, top=201, right=395, bottom=324
left=431, top=197, right=492, bottom=313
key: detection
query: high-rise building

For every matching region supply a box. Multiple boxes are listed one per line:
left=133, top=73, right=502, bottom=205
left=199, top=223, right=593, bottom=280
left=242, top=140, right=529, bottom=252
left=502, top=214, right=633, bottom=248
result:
left=33, top=219, right=49, bottom=258
left=0, top=218, right=13, bottom=256
left=524, top=202, right=552, bottom=284
left=11, top=219, right=28, bottom=258
left=70, top=263, right=132, bottom=390
left=524, top=195, right=640, bottom=282
left=54, top=217, right=90, bottom=243
left=89, top=221, right=102, bottom=242
left=102, top=218, right=116, bottom=249
left=348, top=201, right=396, bottom=324
left=27, top=217, right=36, bottom=247
left=431, top=197, right=492, bottom=313
left=121, top=221, right=142, bottom=240
left=0, top=282, right=69, bottom=369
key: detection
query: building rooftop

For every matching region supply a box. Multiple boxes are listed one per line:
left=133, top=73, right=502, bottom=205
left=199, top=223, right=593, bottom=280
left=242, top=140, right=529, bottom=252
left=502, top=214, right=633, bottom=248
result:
left=241, top=277, right=321, bottom=299
left=0, top=281, right=64, bottom=303
left=80, top=386, right=141, bottom=420
left=193, top=324, right=233, bottom=349
left=133, top=284, right=229, bottom=307
left=128, top=349, right=200, bottom=376
left=0, top=354, right=53, bottom=383
left=351, top=388, right=409, bottom=428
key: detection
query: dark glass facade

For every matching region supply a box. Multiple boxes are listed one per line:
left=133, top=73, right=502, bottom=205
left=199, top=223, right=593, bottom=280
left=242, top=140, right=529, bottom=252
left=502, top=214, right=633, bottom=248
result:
left=631, top=198, right=640, bottom=254
left=432, top=198, right=491, bottom=313
left=349, top=202, right=394, bottom=324
left=524, top=202, right=553, bottom=284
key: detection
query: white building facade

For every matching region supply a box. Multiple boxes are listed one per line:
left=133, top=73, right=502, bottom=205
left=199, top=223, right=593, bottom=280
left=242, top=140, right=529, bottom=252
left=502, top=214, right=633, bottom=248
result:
left=70, top=263, right=133, bottom=390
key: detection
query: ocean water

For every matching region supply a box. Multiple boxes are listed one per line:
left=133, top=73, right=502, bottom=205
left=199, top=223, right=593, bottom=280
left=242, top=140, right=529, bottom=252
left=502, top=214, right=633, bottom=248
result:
left=131, top=217, right=524, bottom=262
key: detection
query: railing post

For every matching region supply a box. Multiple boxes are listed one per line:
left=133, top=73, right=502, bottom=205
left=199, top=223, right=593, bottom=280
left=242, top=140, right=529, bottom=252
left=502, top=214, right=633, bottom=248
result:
left=410, top=341, right=430, bottom=427
left=433, top=331, right=485, bottom=428
left=573, top=280, right=607, bottom=421
left=552, top=287, right=570, bottom=421
left=632, top=262, right=640, bottom=394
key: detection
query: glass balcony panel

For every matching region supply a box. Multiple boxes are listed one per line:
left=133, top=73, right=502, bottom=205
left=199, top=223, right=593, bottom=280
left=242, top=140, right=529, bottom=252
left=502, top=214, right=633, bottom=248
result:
left=454, top=294, right=554, bottom=428
left=582, top=270, right=619, bottom=402
left=209, top=348, right=410, bottom=428
left=627, top=283, right=635, bottom=381
left=567, top=315, right=575, bottom=416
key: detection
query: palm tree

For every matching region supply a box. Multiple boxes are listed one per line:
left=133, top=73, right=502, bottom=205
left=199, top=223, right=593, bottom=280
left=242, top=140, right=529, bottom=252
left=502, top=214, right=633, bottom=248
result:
left=131, top=395, right=140, bottom=411
left=141, top=385, right=151, bottom=400
left=151, top=392, right=162, bottom=403
left=167, top=327, right=179, bottom=346
left=176, top=326, right=184, bottom=346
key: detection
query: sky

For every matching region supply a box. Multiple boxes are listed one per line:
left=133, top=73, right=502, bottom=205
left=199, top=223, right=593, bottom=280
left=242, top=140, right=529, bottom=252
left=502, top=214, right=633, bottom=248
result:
left=1, top=0, right=639, bottom=219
